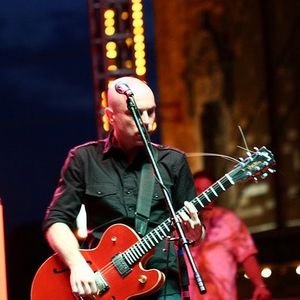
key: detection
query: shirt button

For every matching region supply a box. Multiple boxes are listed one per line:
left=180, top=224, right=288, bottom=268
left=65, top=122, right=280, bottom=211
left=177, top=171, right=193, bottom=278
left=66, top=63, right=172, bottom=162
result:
left=126, top=191, right=131, bottom=194
left=97, top=191, right=102, bottom=195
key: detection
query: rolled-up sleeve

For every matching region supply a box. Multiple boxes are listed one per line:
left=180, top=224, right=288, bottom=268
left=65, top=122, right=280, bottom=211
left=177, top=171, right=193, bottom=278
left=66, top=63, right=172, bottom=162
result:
left=42, top=148, right=85, bottom=232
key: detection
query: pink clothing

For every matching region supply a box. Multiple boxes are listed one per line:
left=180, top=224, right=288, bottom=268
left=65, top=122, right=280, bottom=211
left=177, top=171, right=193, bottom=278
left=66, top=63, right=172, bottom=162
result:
left=187, top=206, right=257, bottom=300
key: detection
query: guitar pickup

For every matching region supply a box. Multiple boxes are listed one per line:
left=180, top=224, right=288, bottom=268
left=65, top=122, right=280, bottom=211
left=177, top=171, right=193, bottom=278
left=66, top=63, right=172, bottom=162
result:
left=112, top=253, right=132, bottom=277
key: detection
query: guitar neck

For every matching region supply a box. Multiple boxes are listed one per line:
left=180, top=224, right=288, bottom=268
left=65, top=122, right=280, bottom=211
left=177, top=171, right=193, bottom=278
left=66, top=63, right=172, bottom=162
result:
left=190, top=173, right=234, bottom=212
left=121, top=172, right=235, bottom=266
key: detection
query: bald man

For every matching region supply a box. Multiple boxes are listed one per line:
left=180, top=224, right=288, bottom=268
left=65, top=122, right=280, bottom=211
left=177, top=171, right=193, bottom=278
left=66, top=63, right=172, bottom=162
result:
left=43, top=77, right=203, bottom=300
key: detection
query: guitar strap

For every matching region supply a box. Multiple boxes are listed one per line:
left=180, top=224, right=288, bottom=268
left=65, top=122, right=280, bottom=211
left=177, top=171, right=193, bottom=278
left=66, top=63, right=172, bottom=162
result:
left=135, top=151, right=157, bottom=236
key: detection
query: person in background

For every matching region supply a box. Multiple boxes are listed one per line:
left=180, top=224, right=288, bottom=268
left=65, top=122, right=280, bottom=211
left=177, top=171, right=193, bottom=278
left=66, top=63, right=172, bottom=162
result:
left=42, top=76, right=204, bottom=300
left=187, top=171, right=272, bottom=300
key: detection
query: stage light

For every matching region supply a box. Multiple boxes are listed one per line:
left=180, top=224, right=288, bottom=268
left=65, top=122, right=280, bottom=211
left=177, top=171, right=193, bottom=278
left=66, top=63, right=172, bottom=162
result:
left=131, top=0, right=146, bottom=76
left=88, top=0, right=148, bottom=136
left=106, top=41, right=117, bottom=59
left=132, top=11, right=143, bottom=20
left=125, top=37, right=134, bottom=47
left=133, top=27, right=144, bottom=35
left=105, top=27, right=115, bottom=36
left=132, top=2, right=142, bottom=10
left=100, top=91, right=107, bottom=107
left=136, top=66, right=146, bottom=76
left=99, top=91, right=109, bottom=132
left=261, top=267, right=272, bottom=278
left=134, top=43, right=145, bottom=51
left=104, top=18, right=115, bottom=27
left=125, top=60, right=133, bottom=68
left=135, top=57, right=146, bottom=66
left=152, top=121, right=157, bottom=132
left=107, top=64, right=117, bottom=71
left=104, top=9, right=116, bottom=36
left=133, top=18, right=143, bottom=28
left=134, top=34, right=144, bottom=43
left=104, top=9, right=114, bottom=19
left=102, top=114, right=110, bottom=132
left=121, top=11, right=129, bottom=20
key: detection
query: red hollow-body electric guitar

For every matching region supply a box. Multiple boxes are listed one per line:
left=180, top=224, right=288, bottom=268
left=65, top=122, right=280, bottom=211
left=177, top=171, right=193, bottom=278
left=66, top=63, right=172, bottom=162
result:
left=31, top=147, right=275, bottom=300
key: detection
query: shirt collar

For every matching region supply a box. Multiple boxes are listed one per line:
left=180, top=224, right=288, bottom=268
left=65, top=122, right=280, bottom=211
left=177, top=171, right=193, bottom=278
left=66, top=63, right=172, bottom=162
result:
left=102, top=130, right=150, bottom=164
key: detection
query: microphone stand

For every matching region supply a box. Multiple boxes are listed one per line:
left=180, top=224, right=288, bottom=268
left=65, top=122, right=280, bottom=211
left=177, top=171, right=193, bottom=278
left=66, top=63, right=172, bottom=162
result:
left=125, top=92, right=206, bottom=295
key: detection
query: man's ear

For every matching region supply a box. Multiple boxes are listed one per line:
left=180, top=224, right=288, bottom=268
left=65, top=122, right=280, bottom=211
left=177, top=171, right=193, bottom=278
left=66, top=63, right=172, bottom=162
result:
left=105, top=107, right=114, bottom=125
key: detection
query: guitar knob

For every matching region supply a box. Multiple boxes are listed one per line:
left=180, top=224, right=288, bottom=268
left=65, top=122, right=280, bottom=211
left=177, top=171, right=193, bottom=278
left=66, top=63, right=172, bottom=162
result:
left=138, top=274, right=148, bottom=284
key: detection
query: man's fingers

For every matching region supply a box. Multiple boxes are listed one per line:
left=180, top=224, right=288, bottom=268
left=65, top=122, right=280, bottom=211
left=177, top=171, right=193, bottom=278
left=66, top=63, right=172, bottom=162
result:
left=72, top=280, right=98, bottom=297
left=184, top=201, right=201, bottom=224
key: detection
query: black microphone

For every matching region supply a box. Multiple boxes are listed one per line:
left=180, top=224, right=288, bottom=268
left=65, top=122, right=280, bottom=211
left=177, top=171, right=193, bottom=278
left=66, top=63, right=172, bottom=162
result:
left=115, top=82, right=134, bottom=97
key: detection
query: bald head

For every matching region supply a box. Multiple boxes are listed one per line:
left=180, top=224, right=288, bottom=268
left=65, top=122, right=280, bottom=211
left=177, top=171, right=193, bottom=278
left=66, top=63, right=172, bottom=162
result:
left=107, top=76, right=155, bottom=110
left=105, top=77, right=157, bottom=152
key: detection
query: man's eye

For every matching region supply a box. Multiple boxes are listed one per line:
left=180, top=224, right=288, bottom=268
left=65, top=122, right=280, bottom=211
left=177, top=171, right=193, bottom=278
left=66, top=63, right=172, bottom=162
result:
left=149, top=109, right=156, bottom=116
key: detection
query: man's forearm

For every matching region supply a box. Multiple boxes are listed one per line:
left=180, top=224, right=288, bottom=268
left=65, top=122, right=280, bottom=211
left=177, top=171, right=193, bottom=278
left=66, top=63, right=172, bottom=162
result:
left=45, top=222, right=86, bottom=268
left=242, top=255, right=265, bottom=287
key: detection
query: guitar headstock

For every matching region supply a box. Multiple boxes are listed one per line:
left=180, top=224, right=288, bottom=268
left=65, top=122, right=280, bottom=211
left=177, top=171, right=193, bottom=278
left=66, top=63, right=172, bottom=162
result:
left=230, top=146, right=276, bottom=184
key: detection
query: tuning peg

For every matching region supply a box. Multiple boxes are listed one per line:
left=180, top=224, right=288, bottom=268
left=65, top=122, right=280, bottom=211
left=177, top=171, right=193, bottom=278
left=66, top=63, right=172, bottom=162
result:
left=253, top=177, right=258, bottom=182
left=269, top=168, right=276, bottom=173
left=254, top=146, right=259, bottom=151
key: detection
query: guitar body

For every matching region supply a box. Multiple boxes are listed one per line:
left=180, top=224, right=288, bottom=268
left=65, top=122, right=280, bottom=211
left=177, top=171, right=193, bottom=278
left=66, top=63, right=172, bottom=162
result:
left=31, top=224, right=165, bottom=300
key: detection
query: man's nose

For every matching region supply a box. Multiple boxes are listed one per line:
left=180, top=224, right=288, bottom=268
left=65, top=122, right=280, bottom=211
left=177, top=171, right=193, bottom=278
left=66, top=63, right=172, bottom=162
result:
left=141, top=111, right=150, bottom=125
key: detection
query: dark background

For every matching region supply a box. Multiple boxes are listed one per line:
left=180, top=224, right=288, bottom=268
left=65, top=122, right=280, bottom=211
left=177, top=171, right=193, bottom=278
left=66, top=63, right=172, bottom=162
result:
left=0, top=1, right=97, bottom=299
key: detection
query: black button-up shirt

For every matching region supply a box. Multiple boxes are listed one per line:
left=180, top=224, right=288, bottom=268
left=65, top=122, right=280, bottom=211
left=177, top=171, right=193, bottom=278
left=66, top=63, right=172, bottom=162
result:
left=43, top=135, right=196, bottom=296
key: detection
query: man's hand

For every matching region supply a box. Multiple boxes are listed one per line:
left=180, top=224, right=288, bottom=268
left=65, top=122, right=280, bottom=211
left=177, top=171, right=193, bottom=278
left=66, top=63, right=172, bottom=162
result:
left=70, top=259, right=98, bottom=297
left=179, top=201, right=205, bottom=243
left=46, top=223, right=98, bottom=298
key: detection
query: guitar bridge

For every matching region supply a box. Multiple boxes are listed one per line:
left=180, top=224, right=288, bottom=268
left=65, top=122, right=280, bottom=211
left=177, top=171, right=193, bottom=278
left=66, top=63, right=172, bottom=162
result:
left=94, top=271, right=109, bottom=295
left=112, top=253, right=132, bottom=277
